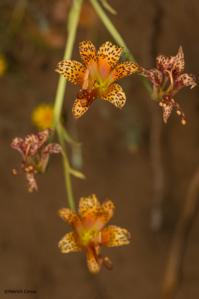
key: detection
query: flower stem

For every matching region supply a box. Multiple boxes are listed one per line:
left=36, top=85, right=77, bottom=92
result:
left=90, top=0, right=152, bottom=94
left=53, top=0, right=83, bottom=210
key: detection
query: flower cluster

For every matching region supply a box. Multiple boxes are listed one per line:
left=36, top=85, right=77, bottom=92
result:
left=56, top=40, right=138, bottom=118
left=140, top=46, right=197, bottom=124
left=56, top=42, right=196, bottom=124
left=11, top=129, right=62, bottom=192
left=58, top=194, right=130, bottom=273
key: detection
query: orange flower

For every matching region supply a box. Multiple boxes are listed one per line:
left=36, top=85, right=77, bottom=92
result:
left=58, top=194, right=131, bottom=273
left=55, top=41, right=138, bottom=118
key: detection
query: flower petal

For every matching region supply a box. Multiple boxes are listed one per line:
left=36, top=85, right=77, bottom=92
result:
left=26, top=172, right=38, bottom=192
left=55, top=60, right=86, bottom=85
left=58, top=232, right=81, bottom=253
left=72, top=98, right=89, bottom=119
left=101, top=225, right=131, bottom=247
left=93, top=200, right=115, bottom=231
left=139, top=68, right=163, bottom=87
left=175, top=73, right=197, bottom=90
left=111, top=61, right=138, bottom=82
left=98, top=41, right=122, bottom=69
left=160, top=97, right=186, bottom=125
left=79, top=194, right=101, bottom=218
left=58, top=208, right=79, bottom=226
left=160, top=101, right=173, bottom=123
left=156, top=46, right=184, bottom=74
left=101, top=200, right=115, bottom=223
left=173, top=46, right=185, bottom=74
left=79, top=40, right=97, bottom=65
left=101, top=83, right=126, bottom=109
left=86, top=248, right=101, bottom=273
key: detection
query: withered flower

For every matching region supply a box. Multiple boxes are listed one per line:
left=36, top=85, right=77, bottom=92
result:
left=11, top=129, right=62, bottom=192
left=140, top=46, right=197, bottom=124
left=58, top=194, right=131, bottom=273
left=56, top=40, right=138, bottom=118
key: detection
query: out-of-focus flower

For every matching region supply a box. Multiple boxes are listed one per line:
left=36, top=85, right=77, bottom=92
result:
left=0, top=54, right=7, bottom=76
left=58, top=194, right=131, bottom=273
left=79, top=2, right=98, bottom=28
left=140, top=46, right=197, bottom=124
left=56, top=41, right=138, bottom=118
left=11, top=129, right=62, bottom=192
left=32, top=104, right=54, bottom=130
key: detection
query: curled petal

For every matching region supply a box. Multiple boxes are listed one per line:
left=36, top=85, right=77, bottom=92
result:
left=72, top=98, right=89, bottom=119
left=140, top=68, right=163, bottom=87
left=55, top=60, right=86, bottom=85
left=79, top=40, right=97, bottom=65
left=101, top=225, right=131, bottom=247
left=111, top=61, right=138, bottom=82
left=58, top=232, right=81, bottom=253
left=43, top=143, right=62, bottom=155
left=156, top=46, right=184, bottom=74
left=58, top=208, right=79, bottom=226
left=175, top=73, right=197, bottom=91
left=79, top=194, right=101, bottom=218
left=86, top=248, right=101, bottom=273
left=98, top=41, right=122, bottom=69
left=102, top=83, right=126, bottom=109
left=11, top=137, right=24, bottom=155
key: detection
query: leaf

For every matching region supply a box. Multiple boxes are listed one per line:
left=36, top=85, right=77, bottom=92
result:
left=60, top=124, right=81, bottom=146
left=100, top=0, right=117, bottom=15
left=69, top=168, right=86, bottom=179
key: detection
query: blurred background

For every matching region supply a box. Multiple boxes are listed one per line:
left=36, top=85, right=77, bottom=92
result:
left=1, top=0, right=199, bottom=298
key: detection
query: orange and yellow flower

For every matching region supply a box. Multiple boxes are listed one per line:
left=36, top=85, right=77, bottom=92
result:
left=55, top=41, right=138, bottom=118
left=32, top=104, right=54, bottom=130
left=58, top=194, right=131, bottom=273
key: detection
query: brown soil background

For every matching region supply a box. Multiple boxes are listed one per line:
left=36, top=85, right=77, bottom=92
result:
left=1, top=0, right=199, bottom=299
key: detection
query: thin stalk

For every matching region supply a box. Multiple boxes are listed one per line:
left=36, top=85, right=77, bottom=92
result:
left=53, top=0, right=83, bottom=210
left=57, top=123, right=75, bottom=211
left=90, top=0, right=152, bottom=95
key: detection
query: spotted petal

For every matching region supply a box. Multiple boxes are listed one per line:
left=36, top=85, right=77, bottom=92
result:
left=156, top=46, right=184, bottom=74
left=102, top=200, right=115, bottom=222
left=173, top=46, right=185, bottom=74
left=58, top=208, right=79, bottom=226
left=86, top=248, right=101, bottom=273
left=79, top=194, right=101, bottom=218
left=175, top=73, right=197, bottom=91
left=98, top=41, right=122, bottom=69
left=72, top=98, right=89, bottom=119
left=58, top=232, right=81, bottom=253
left=79, top=40, right=97, bottom=65
left=102, top=83, right=126, bottom=109
left=55, top=60, right=86, bottom=85
left=94, top=200, right=115, bottom=231
left=111, top=61, right=138, bottom=82
left=101, top=225, right=131, bottom=247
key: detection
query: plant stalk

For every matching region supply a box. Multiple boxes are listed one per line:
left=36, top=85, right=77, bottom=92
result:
left=53, top=0, right=83, bottom=210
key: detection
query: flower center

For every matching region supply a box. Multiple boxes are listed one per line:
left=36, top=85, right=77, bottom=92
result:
left=79, top=229, right=97, bottom=247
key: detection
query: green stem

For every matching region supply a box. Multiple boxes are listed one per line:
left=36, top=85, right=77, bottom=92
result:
left=53, top=0, right=83, bottom=210
left=57, top=124, right=75, bottom=211
left=54, top=0, right=83, bottom=125
left=90, top=0, right=152, bottom=95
